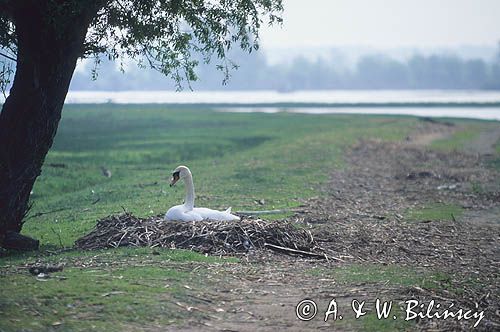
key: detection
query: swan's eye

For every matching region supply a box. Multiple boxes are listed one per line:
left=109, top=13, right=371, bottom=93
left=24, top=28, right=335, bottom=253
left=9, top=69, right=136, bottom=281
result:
left=172, top=171, right=180, bottom=179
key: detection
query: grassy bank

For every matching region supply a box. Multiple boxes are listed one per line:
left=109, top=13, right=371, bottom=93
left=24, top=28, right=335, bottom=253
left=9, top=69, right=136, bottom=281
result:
left=1, top=105, right=497, bottom=331
left=22, top=105, right=416, bottom=247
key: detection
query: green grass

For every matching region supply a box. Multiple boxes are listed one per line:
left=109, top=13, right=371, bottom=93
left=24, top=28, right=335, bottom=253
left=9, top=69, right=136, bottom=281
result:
left=2, top=266, right=188, bottom=331
left=406, top=203, right=463, bottom=221
left=1, top=106, right=494, bottom=331
left=430, top=120, right=499, bottom=153
left=359, top=312, right=409, bottom=332
left=0, top=247, right=235, bottom=331
left=0, top=246, right=237, bottom=267
left=0, top=107, right=419, bottom=331
left=20, top=106, right=417, bottom=247
left=431, top=125, right=482, bottom=151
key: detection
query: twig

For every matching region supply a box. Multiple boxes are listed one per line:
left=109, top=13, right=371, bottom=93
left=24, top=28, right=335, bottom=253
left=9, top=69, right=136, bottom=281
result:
left=26, top=207, right=70, bottom=219
left=264, top=243, right=326, bottom=259
left=75, top=213, right=320, bottom=257
left=50, top=227, right=65, bottom=249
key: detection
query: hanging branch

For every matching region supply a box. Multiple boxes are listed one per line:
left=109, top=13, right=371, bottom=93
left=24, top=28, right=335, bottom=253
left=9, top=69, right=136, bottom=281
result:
left=0, top=51, right=16, bottom=62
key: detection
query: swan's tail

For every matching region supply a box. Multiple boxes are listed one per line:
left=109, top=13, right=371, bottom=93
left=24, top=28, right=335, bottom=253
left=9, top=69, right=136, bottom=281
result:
left=225, top=207, right=240, bottom=221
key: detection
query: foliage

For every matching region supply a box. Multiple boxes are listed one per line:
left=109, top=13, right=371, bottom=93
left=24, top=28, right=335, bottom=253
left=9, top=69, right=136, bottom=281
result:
left=85, top=0, right=282, bottom=89
left=0, top=0, right=283, bottom=90
left=0, top=5, right=15, bottom=94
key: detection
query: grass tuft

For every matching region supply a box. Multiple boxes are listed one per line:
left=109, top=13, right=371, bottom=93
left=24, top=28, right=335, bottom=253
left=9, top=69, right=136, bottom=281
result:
left=406, top=203, right=463, bottom=222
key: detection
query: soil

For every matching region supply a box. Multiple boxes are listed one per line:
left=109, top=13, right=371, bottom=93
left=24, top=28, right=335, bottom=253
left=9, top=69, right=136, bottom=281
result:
left=168, top=121, right=500, bottom=332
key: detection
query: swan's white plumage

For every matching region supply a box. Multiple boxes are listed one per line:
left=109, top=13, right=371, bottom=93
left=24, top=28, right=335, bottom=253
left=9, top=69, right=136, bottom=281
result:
left=164, top=204, right=203, bottom=222
left=164, top=166, right=240, bottom=222
left=164, top=206, right=239, bottom=222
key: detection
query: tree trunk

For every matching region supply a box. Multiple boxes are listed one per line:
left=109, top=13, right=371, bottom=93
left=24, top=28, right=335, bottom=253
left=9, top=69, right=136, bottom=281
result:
left=0, top=3, right=94, bottom=250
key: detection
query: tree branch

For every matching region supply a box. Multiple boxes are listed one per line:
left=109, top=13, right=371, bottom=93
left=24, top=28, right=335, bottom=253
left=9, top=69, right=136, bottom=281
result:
left=0, top=51, right=16, bottom=62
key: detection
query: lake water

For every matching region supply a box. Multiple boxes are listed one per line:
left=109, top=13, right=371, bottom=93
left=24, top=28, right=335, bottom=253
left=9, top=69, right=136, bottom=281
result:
left=217, top=106, right=500, bottom=121
left=57, top=90, right=499, bottom=121
left=66, top=90, right=500, bottom=105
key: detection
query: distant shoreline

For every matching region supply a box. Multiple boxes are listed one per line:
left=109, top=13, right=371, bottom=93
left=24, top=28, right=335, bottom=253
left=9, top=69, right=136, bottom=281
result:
left=60, top=101, right=500, bottom=108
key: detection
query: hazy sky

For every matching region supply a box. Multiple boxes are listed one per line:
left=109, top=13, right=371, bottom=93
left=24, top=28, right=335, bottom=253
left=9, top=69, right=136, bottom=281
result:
left=259, top=0, right=500, bottom=49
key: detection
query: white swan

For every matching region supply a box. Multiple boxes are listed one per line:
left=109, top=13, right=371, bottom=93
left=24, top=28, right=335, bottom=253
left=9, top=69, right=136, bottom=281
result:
left=164, top=165, right=240, bottom=222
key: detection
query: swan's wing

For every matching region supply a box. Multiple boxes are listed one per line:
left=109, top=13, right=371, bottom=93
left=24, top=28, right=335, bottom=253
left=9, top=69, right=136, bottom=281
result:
left=193, top=207, right=239, bottom=221
left=184, top=210, right=203, bottom=222
left=192, top=207, right=219, bottom=219
left=165, top=205, right=203, bottom=222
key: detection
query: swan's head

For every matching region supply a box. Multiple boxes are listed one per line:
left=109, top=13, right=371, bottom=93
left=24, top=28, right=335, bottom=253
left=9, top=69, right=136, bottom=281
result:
left=170, top=165, right=191, bottom=187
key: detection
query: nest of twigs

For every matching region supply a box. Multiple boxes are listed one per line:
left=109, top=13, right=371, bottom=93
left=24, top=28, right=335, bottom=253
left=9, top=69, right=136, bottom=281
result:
left=75, top=213, right=324, bottom=258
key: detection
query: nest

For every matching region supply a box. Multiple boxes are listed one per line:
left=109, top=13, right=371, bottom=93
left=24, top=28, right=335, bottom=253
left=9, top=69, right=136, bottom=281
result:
left=75, top=213, right=324, bottom=257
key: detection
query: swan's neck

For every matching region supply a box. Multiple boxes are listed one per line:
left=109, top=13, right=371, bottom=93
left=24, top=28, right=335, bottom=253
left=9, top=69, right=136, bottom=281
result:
left=183, top=173, right=195, bottom=210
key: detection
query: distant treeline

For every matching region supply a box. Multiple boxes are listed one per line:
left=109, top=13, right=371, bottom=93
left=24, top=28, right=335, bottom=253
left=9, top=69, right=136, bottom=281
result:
left=68, top=46, right=500, bottom=91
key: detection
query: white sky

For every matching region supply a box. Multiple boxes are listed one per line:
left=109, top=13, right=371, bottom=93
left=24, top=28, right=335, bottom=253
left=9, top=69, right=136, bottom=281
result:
left=259, top=0, right=500, bottom=49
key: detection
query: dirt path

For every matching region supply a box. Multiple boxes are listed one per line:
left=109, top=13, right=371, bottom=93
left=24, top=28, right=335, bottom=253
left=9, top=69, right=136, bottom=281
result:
left=169, top=121, right=500, bottom=332
left=404, top=118, right=456, bottom=147
left=464, top=125, right=500, bottom=155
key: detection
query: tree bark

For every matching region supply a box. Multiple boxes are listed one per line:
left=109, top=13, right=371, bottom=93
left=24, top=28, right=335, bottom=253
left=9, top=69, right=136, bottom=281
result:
left=0, top=3, right=95, bottom=249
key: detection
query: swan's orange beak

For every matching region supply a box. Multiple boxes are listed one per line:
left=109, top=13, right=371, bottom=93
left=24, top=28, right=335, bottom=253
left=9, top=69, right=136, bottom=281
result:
left=170, top=172, right=180, bottom=187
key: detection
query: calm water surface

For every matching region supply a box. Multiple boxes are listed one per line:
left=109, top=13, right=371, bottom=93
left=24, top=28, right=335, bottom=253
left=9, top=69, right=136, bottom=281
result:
left=59, top=90, right=500, bottom=121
